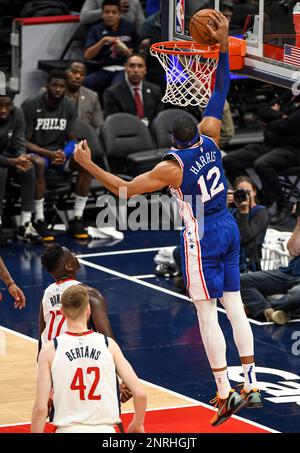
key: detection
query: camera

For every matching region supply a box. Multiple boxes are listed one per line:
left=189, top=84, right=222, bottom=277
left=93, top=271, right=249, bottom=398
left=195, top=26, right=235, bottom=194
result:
left=233, top=189, right=248, bottom=204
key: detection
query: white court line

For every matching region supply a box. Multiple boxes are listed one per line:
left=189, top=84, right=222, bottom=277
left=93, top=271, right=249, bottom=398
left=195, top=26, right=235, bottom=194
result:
left=78, top=258, right=265, bottom=326
left=0, top=421, right=31, bottom=428
left=0, top=327, right=279, bottom=433
left=0, top=326, right=37, bottom=343
left=122, top=403, right=197, bottom=414
left=77, top=247, right=174, bottom=259
left=140, top=379, right=280, bottom=434
left=133, top=274, right=156, bottom=279
left=78, top=248, right=300, bottom=327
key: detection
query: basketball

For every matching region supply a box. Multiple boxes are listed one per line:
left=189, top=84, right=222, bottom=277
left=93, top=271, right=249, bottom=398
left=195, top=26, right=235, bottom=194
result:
left=189, top=9, right=218, bottom=46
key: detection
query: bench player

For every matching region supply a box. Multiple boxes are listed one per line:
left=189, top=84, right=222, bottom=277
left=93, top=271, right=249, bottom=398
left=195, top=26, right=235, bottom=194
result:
left=74, top=11, right=262, bottom=426
left=32, top=285, right=146, bottom=433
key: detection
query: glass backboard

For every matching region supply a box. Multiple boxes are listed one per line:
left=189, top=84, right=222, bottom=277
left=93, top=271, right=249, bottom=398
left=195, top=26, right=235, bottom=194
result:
left=165, top=0, right=300, bottom=90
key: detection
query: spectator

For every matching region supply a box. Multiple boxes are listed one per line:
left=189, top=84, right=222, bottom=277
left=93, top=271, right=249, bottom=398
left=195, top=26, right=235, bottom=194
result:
left=241, top=205, right=300, bottom=325
left=200, top=100, right=234, bottom=149
left=146, top=0, right=160, bottom=16
left=103, top=53, right=163, bottom=125
left=219, top=100, right=235, bottom=148
left=21, top=70, right=92, bottom=242
left=0, top=90, right=40, bottom=245
left=139, top=3, right=166, bottom=89
left=66, top=60, right=104, bottom=133
left=222, top=91, right=300, bottom=223
left=228, top=176, right=269, bottom=273
left=80, top=0, right=145, bottom=34
left=0, top=256, right=26, bottom=309
left=220, top=0, right=234, bottom=23
left=84, top=0, right=138, bottom=94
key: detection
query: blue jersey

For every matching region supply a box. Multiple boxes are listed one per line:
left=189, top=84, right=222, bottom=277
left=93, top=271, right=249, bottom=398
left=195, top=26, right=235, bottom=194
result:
left=164, top=135, right=240, bottom=300
left=165, top=135, right=228, bottom=219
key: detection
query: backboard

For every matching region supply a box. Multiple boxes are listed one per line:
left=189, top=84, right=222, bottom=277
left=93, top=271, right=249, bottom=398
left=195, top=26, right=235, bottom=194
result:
left=164, top=0, right=300, bottom=90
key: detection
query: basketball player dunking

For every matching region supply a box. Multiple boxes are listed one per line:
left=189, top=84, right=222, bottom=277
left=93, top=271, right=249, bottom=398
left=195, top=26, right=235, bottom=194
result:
left=74, top=11, right=262, bottom=426
left=32, top=285, right=146, bottom=433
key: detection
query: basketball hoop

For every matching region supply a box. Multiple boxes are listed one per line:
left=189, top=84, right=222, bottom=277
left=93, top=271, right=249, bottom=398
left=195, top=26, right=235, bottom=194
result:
left=150, top=37, right=246, bottom=108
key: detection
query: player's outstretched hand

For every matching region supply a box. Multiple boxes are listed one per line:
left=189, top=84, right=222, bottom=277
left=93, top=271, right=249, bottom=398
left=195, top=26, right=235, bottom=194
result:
left=206, top=10, right=229, bottom=51
left=8, top=283, right=26, bottom=309
left=74, top=139, right=92, bottom=169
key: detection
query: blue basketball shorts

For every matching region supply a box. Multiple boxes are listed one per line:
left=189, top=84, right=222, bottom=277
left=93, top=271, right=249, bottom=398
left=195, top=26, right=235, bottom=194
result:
left=181, top=208, right=241, bottom=300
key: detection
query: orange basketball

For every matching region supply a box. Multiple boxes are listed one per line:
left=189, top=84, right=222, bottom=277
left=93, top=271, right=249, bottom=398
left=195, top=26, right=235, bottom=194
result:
left=189, top=9, right=218, bottom=46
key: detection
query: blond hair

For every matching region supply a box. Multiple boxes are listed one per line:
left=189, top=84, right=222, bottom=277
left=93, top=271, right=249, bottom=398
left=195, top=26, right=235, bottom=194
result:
left=61, top=285, right=89, bottom=320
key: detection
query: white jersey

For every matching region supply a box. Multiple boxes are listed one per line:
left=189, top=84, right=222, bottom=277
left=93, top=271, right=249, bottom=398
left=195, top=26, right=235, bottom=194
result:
left=41, top=279, right=81, bottom=344
left=51, top=331, right=121, bottom=429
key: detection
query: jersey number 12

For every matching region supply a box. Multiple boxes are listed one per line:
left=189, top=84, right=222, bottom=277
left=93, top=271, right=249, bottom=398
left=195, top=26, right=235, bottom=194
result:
left=198, top=166, right=224, bottom=202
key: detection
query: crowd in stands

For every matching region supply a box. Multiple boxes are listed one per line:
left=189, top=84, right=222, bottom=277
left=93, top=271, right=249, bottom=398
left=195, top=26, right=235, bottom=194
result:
left=1, top=0, right=300, bottom=326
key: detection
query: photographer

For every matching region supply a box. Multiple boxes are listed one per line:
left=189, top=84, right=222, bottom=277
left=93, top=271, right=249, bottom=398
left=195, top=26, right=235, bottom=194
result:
left=240, top=202, right=300, bottom=324
left=228, top=176, right=269, bottom=273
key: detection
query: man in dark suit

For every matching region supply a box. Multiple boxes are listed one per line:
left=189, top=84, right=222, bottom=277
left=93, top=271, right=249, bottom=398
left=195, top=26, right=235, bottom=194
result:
left=103, top=53, right=164, bottom=126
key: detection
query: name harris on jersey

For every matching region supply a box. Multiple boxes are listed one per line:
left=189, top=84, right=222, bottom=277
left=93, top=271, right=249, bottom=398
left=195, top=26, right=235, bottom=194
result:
left=189, top=150, right=217, bottom=176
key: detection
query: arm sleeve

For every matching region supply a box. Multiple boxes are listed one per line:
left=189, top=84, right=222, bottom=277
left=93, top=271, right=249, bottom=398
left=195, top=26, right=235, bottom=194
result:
left=103, top=89, right=120, bottom=118
left=0, top=156, right=9, bottom=165
left=85, top=26, right=99, bottom=49
left=21, top=99, right=35, bottom=140
left=266, top=108, right=300, bottom=135
left=8, top=109, right=26, bottom=156
left=80, top=0, right=102, bottom=24
left=135, top=0, right=146, bottom=34
left=236, top=208, right=269, bottom=245
left=203, top=51, right=230, bottom=120
left=257, top=105, right=284, bottom=122
left=66, top=103, right=77, bottom=140
left=92, top=95, right=104, bottom=131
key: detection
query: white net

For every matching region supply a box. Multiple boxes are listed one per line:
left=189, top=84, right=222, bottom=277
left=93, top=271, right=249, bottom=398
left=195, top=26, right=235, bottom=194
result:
left=150, top=41, right=219, bottom=108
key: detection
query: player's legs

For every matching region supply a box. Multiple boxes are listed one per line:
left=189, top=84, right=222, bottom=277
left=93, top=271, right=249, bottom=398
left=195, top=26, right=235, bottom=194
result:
left=222, top=218, right=262, bottom=407
left=220, top=292, right=262, bottom=407
left=193, top=298, right=246, bottom=425
left=66, top=155, right=92, bottom=239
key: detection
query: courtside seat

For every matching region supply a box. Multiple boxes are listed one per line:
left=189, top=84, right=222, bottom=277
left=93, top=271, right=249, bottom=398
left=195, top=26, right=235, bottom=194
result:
left=37, top=23, right=98, bottom=73
left=102, top=113, right=162, bottom=177
left=151, top=108, right=198, bottom=149
left=278, top=167, right=300, bottom=201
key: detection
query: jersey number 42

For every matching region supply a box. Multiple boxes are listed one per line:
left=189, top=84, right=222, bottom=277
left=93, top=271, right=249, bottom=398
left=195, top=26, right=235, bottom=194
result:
left=70, top=367, right=101, bottom=400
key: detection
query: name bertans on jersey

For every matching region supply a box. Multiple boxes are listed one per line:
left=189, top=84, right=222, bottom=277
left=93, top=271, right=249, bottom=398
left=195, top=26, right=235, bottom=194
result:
left=190, top=151, right=217, bottom=176
left=65, top=346, right=101, bottom=362
left=35, top=118, right=67, bottom=131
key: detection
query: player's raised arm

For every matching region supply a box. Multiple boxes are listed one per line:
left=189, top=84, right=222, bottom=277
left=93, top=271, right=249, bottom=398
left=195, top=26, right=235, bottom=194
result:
left=199, top=11, right=230, bottom=145
left=74, top=139, right=182, bottom=197
left=108, top=338, right=147, bottom=433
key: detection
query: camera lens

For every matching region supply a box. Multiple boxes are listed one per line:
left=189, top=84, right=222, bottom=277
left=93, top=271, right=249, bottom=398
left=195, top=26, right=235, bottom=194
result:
left=233, top=189, right=248, bottom=203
